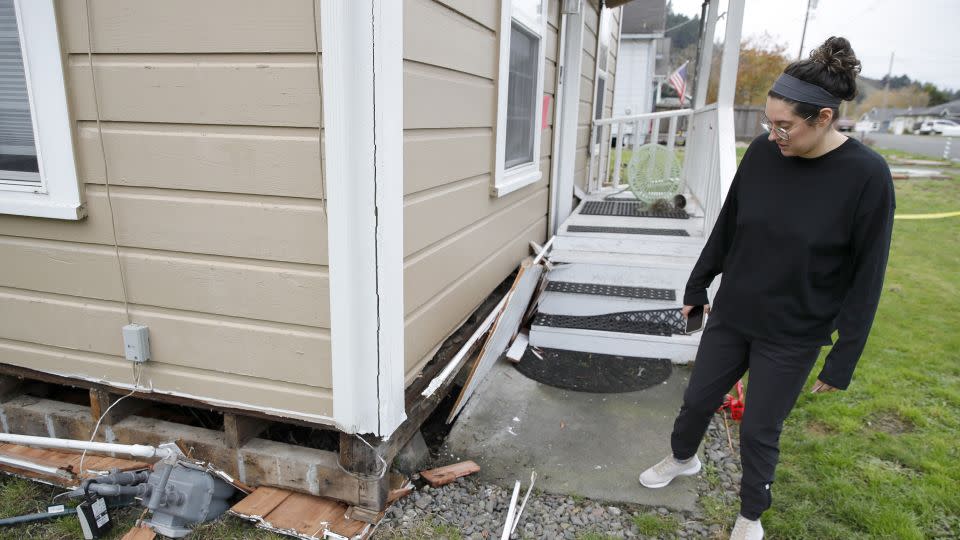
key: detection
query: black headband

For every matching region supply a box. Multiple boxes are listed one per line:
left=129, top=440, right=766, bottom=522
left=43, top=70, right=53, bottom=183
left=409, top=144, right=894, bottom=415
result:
left=771, top=73, right=842, bottom=108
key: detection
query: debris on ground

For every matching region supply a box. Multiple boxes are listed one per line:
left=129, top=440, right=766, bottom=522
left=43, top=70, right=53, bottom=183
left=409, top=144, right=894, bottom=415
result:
left=420, top=460, right=480, bottom=488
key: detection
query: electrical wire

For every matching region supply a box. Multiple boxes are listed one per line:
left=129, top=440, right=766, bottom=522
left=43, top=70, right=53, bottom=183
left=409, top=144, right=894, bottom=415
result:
left=310, top=0, right=328, bottom=216
left=79, top=0, right=144, bottom=477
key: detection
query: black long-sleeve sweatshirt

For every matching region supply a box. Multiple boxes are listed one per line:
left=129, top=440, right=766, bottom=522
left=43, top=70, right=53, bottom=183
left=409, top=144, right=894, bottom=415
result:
left=684, top=133, right=895, bottom=390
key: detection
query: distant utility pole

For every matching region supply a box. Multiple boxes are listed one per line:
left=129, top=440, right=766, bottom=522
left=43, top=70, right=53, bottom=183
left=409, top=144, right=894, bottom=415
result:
left=881, top=51, right=895, bottom=112
left=798, top=0, right=817, bottom=59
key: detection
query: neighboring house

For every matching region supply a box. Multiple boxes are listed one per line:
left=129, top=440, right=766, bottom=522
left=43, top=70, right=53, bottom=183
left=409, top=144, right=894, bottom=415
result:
left=612, top=0, right=666, bottom=119
left=858, top=106, right=912, bottom=134
left=0, top=0, right=619, bottom=505
left=897, top=99, right=960, bottom=130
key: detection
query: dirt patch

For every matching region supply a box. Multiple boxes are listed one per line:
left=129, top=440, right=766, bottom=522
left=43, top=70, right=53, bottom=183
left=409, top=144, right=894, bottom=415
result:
left=804, top=420, right=836, bottom=437
left=866, top=411, right=915, bottom=434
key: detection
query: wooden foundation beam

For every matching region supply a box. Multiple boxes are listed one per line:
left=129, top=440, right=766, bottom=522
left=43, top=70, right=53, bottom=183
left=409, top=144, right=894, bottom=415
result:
left=0, top=374, right=23, bottom=403
left=88, top=388, right=144, bottom=426
left=338, top=432, right=390, bottom=511
left=224, top=413, right=271, bottom=449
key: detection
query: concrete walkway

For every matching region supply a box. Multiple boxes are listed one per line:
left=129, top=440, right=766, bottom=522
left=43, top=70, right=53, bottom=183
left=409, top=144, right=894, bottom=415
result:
left=442, top=359, right=699, bottom=511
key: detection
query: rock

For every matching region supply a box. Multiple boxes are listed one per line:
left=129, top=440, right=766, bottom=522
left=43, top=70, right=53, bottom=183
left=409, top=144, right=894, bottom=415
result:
left=414, top=494, right=433, bottom=509
left=607, top=506, right=621, bottom=516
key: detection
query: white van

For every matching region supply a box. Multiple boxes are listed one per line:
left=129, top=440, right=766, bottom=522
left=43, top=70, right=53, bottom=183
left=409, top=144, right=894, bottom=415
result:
left=918, top=119, right=959, bottom=135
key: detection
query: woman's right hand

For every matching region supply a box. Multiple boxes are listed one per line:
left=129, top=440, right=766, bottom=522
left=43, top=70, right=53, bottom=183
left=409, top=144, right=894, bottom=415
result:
left=681, top=304, right=711, bottom=318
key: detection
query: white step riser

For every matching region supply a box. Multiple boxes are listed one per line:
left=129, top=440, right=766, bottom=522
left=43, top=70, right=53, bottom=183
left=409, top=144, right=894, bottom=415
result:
left=554, top=236, right=706, bottom=258
left=547, top=263, right=692, bottom=289
left=549, top=250, right=699, bottom=268
left=560, top=230, right=705, bottom=243
left=564, top=213, right=706, bottom=234
left=538, top=291, right=680, bottom=316
left=529, top=326, right=699, bottom=364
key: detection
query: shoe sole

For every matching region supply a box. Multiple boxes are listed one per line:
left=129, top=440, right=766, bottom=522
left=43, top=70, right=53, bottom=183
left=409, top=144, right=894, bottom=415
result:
left=638, top=460, right=702, bottom=489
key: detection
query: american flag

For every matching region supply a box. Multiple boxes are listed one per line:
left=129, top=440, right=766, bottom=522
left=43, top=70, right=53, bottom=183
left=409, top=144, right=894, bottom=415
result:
left=668, top=61, right=689, bottom=105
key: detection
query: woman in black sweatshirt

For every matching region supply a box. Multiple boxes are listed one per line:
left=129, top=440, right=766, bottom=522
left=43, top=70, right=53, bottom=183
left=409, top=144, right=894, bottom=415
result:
left=638, top=37, right=895, bottom=540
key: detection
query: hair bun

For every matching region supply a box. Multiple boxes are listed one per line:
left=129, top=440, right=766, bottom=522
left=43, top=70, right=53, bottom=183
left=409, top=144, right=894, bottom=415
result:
left=809, top=36, right=861, bottom=77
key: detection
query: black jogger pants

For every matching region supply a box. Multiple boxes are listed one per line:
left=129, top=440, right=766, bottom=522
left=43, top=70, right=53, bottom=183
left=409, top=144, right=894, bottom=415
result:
left=670, top=314, right=821, bottom=520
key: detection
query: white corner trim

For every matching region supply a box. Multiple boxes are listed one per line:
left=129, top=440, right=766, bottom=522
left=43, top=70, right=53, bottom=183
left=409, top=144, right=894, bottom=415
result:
left=0, top=0, right=83, bottom=220
left=321, top=0, right=406, bottom=438
left=493, top=0, right=548, bottom=198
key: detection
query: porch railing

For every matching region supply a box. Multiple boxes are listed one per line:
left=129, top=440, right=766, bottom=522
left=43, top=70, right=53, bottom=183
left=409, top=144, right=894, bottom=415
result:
left=591, top=108, right=693, bottom=193
left=589, top=104, right=726, bottom=241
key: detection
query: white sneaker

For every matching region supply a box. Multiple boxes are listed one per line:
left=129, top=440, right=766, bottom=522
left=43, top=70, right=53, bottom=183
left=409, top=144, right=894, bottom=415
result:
left=730, top=514, right=764, bottom=540
left=638, top=454, right=702, bottom=488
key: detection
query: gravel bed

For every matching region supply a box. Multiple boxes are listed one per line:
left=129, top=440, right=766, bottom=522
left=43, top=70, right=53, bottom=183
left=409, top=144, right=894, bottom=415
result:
left=373, top=415, right=743, bottom=539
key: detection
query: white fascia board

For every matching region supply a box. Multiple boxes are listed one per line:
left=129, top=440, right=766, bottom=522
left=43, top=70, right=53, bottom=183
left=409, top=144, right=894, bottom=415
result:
left=321, top=0, right=406, bottom=438
left=716, top=0, right=744, bottom=200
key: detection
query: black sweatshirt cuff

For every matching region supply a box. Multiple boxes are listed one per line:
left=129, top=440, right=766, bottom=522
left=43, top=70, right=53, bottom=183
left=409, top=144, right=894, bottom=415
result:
left=816, top=361, right=852, bottom=390
left=683, top=289, right=710, bottom=307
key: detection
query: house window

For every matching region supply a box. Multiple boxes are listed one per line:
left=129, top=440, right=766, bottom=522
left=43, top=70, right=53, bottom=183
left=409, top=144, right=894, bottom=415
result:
left=493, top=0, right=546, bottom=197
left=0, top=0, right=83, bottom=220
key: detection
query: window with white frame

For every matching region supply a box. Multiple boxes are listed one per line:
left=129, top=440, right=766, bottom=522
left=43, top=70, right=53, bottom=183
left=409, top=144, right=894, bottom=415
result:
left=0, top=0, right=83, bottom=220
left=493, top=0, right=546, bottom=197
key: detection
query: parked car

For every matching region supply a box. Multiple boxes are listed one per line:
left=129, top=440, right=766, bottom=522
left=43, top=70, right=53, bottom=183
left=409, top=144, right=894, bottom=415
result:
left=836, top=118, right=856, bottom=132
left=918, top=119, right=960, bottom=135
left=939, top=123, right=960, bottom=136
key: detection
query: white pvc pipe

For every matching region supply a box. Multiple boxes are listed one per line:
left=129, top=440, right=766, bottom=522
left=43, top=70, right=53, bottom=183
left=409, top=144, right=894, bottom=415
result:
left=0, top=433, right=176, bottom=460
left=0, top=454, right=74, bottom=479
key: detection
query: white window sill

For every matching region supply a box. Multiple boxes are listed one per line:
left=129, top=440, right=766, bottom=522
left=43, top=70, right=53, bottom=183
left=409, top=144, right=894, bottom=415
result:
left=492, top=165, right=542, bottom=198
left=0, top=196, right=85, bottom=220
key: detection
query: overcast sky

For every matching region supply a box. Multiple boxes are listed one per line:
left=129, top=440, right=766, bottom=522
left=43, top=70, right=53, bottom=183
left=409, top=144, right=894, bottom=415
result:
left=667, top=0, right=960, bottom=91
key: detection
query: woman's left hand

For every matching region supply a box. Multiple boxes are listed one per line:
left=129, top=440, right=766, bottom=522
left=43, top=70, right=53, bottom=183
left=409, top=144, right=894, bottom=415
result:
left=810, top=379, right=838, bottom=393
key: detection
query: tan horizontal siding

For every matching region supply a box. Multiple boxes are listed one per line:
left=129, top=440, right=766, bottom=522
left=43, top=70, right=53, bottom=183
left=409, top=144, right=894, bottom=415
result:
left=0, top=288, right=331, bottom=387
left=405, top=128, right=492, bottom=195
left=404, top=217, right=547, bottom=373
left=68, top=54, right=322, bottom=128
left=405, top=0, right=496, bottom=79
left=434, top=0, right=498, bottom=31
left=404, top=158, right=549, bottom=257
left=0, top=237, right=328, bottom=327
left=404, top=61, right=495, bottom=129
left=78, top=122, right=324, bottom=198
left=0, top=339, right=333, bottom=421
left=404, top=188, right=548, bottom=315
left=58, top=0, right=320, bottom=53
left=0, top=186, right=328, bottom=264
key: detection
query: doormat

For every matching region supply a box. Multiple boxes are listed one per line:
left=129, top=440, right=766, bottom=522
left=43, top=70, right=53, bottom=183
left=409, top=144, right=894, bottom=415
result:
left=514, top=347, right=672, bottom=393
left=567, top=225, right=690, bottom=236
left=580, top=201, right=689, bottom=219
left=546, top=281, right=676, bottom=301
left=533, top=308, right=685, bottom=336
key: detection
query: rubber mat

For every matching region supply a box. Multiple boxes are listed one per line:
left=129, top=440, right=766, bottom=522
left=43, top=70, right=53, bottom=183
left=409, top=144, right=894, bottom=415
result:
left=546, top=281, right=676, bottom=301
left=533, top=308, right=685, bottom=336
left=580, top=201, right=689, bottom=219
left=514, top=347, right=672, bottom=393
left=567, top=225, right=690, bottom=236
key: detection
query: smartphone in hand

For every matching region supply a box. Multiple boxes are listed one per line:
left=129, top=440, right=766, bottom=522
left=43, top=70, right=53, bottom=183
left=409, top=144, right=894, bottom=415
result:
left=684, top=305, right=705, bottom=334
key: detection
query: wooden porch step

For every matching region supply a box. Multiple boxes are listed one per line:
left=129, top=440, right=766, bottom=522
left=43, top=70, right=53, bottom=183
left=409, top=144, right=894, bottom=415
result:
left=548, top=249, right=698, bottom=268
left=561, top=212, right=705, bottom=236
left=553, top=235, right=705, bottom=258
left=547, top=262, right=692, bottom=289
left=528, top=324, right=700, bottom=364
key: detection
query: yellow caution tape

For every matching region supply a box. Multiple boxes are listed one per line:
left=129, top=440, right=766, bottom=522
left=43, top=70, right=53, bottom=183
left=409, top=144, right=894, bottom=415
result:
left=895, top=211, right=960, bottom=220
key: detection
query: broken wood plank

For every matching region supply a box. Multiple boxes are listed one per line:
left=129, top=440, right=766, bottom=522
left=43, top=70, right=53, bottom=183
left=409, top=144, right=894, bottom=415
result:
left=447, top=259, right=544, bottom=423
left=231, top=486, right=379, bottom=539
left=229, top=486, right=293, bottom=520
left=120, top=524, right=156, bottom=540
left=223, top=413, right=271, bottom=449
left=420, top=460, right=480, bottom=488
left=505, top=331, right=529, bottom=363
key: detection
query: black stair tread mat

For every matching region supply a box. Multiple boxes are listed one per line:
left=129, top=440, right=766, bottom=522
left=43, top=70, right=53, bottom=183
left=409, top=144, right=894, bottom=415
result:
left=514, top=347, right=672, bottom=393
left=567, top=225, right=690, bottom=236
left=546, top=281, right=676, bottom=301
left=580, top=200, right=690, bottom=219
left=533, top=308, right=685, bottom=337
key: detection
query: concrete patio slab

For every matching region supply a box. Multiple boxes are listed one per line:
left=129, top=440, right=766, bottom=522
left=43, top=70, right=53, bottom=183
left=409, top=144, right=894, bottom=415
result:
left=442, top=359, right=700, bottom=511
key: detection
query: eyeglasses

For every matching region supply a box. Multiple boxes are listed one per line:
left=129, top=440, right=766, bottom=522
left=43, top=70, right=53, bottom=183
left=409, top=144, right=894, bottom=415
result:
left=760, top=113, right=815, bottom=141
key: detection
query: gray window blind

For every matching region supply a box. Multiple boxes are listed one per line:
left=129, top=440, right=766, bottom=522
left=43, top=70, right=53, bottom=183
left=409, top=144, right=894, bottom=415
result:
left=504, top=22, right=539, bottom=170
left=0, top=0, right=40, bottom=184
